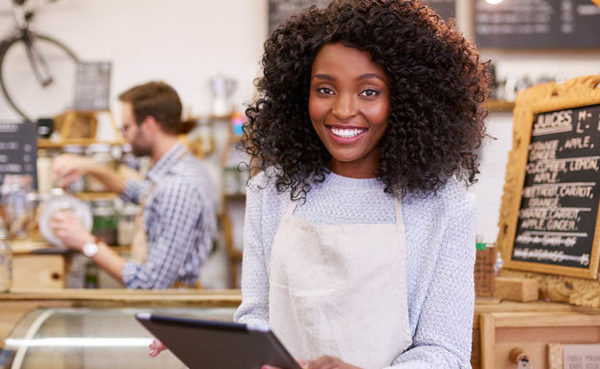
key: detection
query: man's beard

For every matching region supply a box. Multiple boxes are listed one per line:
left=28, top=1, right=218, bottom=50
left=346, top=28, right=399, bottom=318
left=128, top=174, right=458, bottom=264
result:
left=131, top=142, right=151, bottom=157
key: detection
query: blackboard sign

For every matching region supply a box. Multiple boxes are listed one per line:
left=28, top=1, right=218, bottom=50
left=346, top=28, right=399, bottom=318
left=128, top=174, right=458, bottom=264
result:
left=497, top=74, right=600, bottom=279
left=0, top=121, right=38, bottom=189
left=73, top=61, right=111, bottom=111
left=514, top=105, right=600, bottom=270
left=268, top=0, right=456, bottom=34
left=475, top=0, right=600, bottom=49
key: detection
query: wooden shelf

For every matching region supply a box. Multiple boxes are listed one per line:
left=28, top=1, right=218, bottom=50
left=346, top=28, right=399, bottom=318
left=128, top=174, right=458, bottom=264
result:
left=484, top=99, right=515, bottom=112
left=229, top=249, right=243, bottom=261
left=75, top=192, right=118, bottom=201
left=38, top=138, right=125, bottom=149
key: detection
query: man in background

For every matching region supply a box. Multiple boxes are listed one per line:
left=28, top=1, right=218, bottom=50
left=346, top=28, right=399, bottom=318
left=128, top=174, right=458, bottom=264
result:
left=51, top=81, right=216, bottom=289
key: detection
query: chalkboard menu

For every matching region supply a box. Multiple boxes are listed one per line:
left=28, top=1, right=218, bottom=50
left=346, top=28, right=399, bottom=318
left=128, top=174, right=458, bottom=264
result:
left=497, top=74, right=600, bottom=279
left=73, top=61, right=112, bottom=111
left=475, top=0, right=600, bottom=49
left=0, top=121, right=38, bottom=189
left=513, top=105, right=600, bottom=270
left=268, top=0, right=456, bottom=34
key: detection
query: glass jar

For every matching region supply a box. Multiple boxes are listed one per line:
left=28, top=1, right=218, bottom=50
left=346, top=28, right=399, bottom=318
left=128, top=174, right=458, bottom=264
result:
left=84, top=261, right=99, bottom=289
left=36, top=149, right=54, bottom=196
left=0, top=174, right=36, bottom=239
left=239, top=168, right=250, bottom=194
left=0, top=219, right=12, bottom=292
left=91, top=200, right=118, bottom=246
left=117, top=204, right=138, bottom=246
left=223, top=167, right=240, bottom=195
left=61, top=145, right=86, bottom=193
left=86, top=144, right=117, bottom=192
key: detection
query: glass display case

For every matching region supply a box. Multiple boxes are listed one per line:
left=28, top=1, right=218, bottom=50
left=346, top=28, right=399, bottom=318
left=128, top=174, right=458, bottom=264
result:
left=1, top=307, right=236, bottom=369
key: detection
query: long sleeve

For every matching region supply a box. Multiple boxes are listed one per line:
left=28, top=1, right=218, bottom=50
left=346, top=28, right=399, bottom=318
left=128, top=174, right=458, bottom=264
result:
left=121, top=180, right=206, bottom=289
left=386, top=192, right=476, bottom=369
left=119, top=178, right=150, bottom=205
left=233, top=181, right=271, bottom=325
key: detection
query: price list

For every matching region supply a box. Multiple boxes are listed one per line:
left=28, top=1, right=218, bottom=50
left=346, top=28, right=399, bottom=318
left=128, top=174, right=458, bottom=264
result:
left=513, top=104, right=600, bottom=268
left=0, top=121, right=37, bottom=189
left=475, top=0, right=600, bottom=49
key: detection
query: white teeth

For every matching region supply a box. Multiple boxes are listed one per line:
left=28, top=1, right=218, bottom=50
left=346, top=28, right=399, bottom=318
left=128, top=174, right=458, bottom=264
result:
left=330, top=127, right=365, bottom=138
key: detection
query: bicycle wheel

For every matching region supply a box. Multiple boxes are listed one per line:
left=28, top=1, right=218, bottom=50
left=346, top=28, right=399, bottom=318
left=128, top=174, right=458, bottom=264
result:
left=0, top=33, right=79, bottom=122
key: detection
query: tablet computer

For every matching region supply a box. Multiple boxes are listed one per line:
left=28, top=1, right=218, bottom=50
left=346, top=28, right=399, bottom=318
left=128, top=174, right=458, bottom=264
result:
left=136, top=313, right=301, bottom=369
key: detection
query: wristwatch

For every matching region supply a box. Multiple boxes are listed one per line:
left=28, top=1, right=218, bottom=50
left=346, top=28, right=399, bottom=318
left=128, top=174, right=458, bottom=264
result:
left=82, top=240, right=99, bottom=258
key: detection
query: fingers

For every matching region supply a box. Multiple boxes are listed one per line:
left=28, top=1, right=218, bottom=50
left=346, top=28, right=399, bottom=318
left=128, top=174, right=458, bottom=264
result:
left=51, top=155, right=73, bottom=181
left=56, top=173, right=81, bottom=187
left=52, top=154, right=88, bottom=186
left=261, top=359, right=308, bottom=369
left=149, top=339, right=167, bottom=357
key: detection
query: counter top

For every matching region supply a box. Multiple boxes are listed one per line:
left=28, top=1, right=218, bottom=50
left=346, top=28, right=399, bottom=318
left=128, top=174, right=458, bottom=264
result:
left=0, top=288, right=242, bottom=306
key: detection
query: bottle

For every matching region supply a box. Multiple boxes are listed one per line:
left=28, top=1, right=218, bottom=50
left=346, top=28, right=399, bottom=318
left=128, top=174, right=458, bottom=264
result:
left=84, top=261, right=99, bottom=289
left=0, top=217, right=12, bottom=292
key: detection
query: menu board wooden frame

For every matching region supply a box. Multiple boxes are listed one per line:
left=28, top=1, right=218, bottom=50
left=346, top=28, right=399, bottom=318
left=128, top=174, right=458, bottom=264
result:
left=496, top=74, right=600, bottom=279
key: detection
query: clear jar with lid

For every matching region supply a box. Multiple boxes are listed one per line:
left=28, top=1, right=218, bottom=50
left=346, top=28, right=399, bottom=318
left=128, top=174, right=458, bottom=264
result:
left=86, top=144, right=118, bottom=192
left=61, top=145, right=86, bottom=193
left=117, top=203, right=138, bottom=246
left=1, top=174, right=36, bottom=239
left=91, top=199, right=118, bottom=246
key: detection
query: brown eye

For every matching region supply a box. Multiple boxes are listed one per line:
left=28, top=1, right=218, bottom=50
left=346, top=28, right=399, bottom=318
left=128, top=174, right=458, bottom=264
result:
left=360, top=89, right=379, bottom=97
left=317, top=87, right=334, bottom=95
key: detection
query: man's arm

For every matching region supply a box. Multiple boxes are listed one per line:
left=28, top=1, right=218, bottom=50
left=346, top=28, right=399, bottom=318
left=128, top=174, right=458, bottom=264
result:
left=53, top=154, right=127, bottom=194
left=50, top=211, right=126, bottom=281
left=121, top=180, right=206, bottom=289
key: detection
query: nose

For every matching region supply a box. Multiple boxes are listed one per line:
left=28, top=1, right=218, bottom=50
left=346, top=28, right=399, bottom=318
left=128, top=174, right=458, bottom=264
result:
left=332, top=93, right=357, bottom=120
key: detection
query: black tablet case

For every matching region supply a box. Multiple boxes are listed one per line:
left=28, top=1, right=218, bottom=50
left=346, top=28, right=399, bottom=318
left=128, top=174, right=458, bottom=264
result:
left=136, top=313, right=301, bottom=369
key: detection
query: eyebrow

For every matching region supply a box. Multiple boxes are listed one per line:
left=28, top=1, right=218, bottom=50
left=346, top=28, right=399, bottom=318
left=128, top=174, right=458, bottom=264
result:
left=312, top=73, right=386, bottom=82
left=312, top=74, right=335, bottom=81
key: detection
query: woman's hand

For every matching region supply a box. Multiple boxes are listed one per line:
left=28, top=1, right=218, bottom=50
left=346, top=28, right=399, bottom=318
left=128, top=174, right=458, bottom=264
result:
left=262, top=356, right=361, bottom=369
left=149, top=339, right=167, bottom=357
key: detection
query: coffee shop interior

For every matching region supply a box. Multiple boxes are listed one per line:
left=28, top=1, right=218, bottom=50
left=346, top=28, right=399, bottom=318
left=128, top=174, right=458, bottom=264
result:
left=0, top=0, right=600, bottom=368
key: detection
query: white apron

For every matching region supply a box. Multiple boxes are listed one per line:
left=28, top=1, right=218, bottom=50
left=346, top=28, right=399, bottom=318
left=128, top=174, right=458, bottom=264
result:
left=268, top=197, right=413, bottom=369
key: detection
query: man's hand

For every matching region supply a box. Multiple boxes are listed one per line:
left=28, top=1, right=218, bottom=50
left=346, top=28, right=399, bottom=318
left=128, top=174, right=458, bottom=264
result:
left=52, top=154, right=96, bottom=188
left=262, top=356, right=361, bottom=369
left=49, top=211, right=94, bottom=251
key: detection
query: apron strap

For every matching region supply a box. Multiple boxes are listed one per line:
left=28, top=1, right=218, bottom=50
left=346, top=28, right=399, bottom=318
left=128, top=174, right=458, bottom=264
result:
left=394, top=196, right=404, bottom=231
left=284, top=198, right=299, bottom=217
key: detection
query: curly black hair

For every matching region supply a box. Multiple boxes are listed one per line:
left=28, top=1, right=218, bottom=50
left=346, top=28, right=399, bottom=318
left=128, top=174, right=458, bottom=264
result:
left=244, top=0, right=490, bottom=200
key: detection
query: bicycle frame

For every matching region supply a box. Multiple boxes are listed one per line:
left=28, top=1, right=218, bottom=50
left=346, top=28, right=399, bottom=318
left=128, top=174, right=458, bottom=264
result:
left=8, top=0, right=55, bottom=87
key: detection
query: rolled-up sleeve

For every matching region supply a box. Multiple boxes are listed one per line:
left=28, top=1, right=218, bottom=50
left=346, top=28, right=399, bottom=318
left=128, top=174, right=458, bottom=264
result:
left=121, top=180, right=204, bottom=289
left=119, top=178, right=147, bottom=204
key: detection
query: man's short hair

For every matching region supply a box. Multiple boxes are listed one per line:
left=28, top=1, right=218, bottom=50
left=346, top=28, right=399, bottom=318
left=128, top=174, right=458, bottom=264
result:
left=118, top=81, right=182, bottom=134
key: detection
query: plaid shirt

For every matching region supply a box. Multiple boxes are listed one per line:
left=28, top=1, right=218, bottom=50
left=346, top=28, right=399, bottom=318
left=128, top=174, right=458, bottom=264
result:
left=120, top=143, right=216, bottom=289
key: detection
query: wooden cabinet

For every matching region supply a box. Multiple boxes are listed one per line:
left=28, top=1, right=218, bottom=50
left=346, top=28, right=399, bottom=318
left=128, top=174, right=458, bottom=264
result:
left=479, top=311, right=600, bottom=369
left=10, top=240, right=67, bottom=289
left=13, top=254, right=65, bottom=289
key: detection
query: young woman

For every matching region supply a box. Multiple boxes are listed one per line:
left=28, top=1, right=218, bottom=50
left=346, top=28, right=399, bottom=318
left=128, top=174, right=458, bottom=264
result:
left=234, top=1, right=489, bottom=368
left=151, top=1, right=488, bottom=368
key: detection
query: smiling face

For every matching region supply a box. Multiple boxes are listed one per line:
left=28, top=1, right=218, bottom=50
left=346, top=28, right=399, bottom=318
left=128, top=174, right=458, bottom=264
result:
left=309, top=43, right=391, bottom=178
